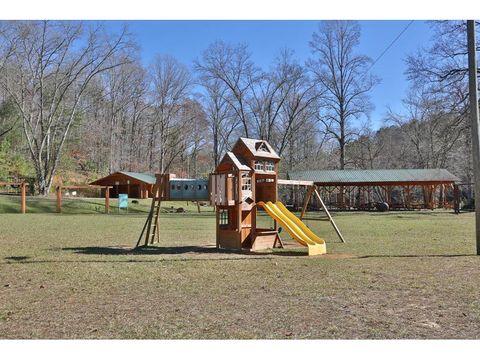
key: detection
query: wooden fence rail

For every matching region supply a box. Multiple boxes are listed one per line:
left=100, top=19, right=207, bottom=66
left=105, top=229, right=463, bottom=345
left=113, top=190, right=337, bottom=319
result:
left=55, top=185, right=112, bottom=214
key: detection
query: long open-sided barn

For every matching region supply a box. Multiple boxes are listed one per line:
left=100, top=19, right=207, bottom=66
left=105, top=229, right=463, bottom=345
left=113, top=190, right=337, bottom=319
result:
left=90, top=171, right=155, bottom=199
left=286, top=169, right=461, bottom=210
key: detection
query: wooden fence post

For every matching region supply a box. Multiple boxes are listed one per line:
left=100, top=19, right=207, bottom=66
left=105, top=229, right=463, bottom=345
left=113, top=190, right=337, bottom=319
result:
left=20, top=182, right=27, bottom=214
left=56, top=186, right=62, bottom=213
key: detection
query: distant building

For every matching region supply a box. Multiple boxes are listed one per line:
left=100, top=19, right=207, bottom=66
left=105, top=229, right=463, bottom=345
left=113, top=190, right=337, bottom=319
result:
left=90, top=171, right=155, bottom=199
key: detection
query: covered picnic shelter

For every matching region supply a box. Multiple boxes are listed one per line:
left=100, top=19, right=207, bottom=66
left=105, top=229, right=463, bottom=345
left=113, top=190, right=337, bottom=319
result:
left=286, top=169, right=461, bottom=210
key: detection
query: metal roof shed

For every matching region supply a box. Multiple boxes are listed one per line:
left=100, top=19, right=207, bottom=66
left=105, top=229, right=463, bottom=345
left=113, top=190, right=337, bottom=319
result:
left=90, top=171, right=156, bottom=199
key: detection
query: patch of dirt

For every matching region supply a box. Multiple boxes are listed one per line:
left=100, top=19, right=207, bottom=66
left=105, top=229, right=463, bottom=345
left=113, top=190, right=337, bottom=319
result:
left=319, top=253, right=358, bottom=259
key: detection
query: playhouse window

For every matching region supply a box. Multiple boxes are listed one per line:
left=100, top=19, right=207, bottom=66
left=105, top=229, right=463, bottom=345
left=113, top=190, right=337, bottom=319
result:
left=265, top=161, right=275, bottom=172
left=254, top=161, right=264, bottom=171
left=176, top=184, right=181, bottom=191
left=219, top=209, right=228, bottom=226
left=241, top=173, right=252, bottom=191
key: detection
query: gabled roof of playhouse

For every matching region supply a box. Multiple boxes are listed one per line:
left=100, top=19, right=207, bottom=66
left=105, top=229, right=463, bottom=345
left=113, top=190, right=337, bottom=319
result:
left=234, top=137, right=280, bottom=160
left=222, top=152, right=251, bottom=171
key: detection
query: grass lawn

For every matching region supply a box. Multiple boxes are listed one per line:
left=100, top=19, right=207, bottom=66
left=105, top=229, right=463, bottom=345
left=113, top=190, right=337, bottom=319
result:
left=0, top=195, right=479, bottom=339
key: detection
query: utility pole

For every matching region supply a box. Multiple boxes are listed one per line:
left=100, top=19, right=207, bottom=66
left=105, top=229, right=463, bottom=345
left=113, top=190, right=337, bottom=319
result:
left=467, top=20, right=480, bottom=255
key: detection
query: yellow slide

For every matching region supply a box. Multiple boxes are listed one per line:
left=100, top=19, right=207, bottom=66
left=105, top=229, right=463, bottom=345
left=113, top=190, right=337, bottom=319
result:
left=257, top=201, right=326, bottom=256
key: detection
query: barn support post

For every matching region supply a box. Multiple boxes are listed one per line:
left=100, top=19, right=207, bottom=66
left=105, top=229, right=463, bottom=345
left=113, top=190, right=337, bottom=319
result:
left=454, top=184, right=460, bottom=214
left=426, top=186, right=431, bottom=209
left=339, top=185, right=345, bottom=209
left=387, top=185, right=392, bottom=207
left=430, top=185, right=436, bottom=210
left=433, top=185, right=437, bottom=209
left=440, top=184, right=445, bottom=208
left=422, top=185, right=427, bottom=208
left=20, top=182, right=27, bottom=214
left=105, top=186, right=110, bottom=214
left=56, top=186, right=62, bottom=213
left=405, top=186, right=411, bottom=209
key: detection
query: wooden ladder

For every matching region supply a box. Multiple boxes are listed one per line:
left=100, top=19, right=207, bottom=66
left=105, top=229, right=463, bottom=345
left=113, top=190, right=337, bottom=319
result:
left=135, top=176, right=164, bottom=248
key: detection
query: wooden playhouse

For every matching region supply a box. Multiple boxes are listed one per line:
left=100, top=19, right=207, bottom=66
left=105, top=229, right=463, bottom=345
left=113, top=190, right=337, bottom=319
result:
left=210, top=137, right=281, bottom=251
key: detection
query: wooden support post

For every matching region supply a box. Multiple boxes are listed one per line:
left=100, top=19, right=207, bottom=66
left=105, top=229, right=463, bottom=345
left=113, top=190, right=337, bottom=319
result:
left=440, top=184, right=445, bottom=208
left=430, top=185, right=436, bottom=210
left=312, top=186, right=346, bottom=243
left=20, top=182, right=27, bottom=214
left=56, top=186, right=62, bottom=213
left=339, top=186, right=345, bottom=209
left=273, top=233, right=284, bottom=249
left=197, top=201, right=201, bottom=213
left=405, top=186, right=411, bottom=209
left=454, top=184, right=460, bottom=214
left=387, top=185, right=392, bottom=207
left=300, top=185, right=315, bottom=220
left=422, top=185, right=427, bottom=208
left=105, top=186, right=110, bottom=214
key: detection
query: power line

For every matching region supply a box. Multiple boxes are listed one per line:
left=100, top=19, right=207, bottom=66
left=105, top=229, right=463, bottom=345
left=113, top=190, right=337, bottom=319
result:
left=367, top=20, right=415, bottom=72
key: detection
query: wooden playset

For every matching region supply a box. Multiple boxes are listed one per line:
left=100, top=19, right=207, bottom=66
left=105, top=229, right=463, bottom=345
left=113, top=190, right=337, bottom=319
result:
left=136, top=137, right=344, bottom=255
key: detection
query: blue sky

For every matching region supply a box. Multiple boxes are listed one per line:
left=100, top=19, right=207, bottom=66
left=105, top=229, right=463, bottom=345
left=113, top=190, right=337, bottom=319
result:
left=106, top=20, right=434, bottom=129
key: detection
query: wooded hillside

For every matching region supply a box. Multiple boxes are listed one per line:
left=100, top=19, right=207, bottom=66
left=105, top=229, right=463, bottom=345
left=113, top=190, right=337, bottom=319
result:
left=0, top=20, right=477, bottom=194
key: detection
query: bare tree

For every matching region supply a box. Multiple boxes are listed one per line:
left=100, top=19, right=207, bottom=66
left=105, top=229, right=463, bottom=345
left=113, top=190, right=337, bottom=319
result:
left=386, top=87, right=466, bottom=169
left=148, top=54, right=192, bottom=173
left=249, top=49, right=299, bottom=142
left=179, top=99, right=209, bottom=177
left=0, top=21, right=134, bottom=194
left=307, top=21, right=379, bottom=169
left=195, top=41, right=259, bottom=137
left=347, top=126, right=385, bottom=169
left=97, top=60, right=147, bottom=172
left=274, top=50, right=318, bottom=156
left=127, top=66, right=149, bottom=171
left=405, top=21, right=480, bottom=113
left=198, top=77, right=239, bottom=167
